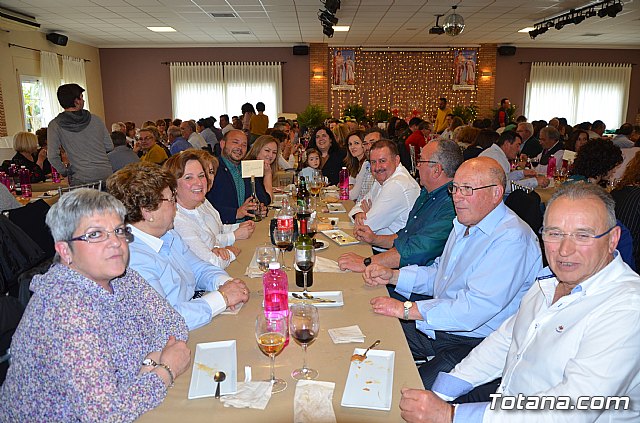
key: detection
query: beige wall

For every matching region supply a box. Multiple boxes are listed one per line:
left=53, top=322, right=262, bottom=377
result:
left=0, top=29, right=103, bottom=136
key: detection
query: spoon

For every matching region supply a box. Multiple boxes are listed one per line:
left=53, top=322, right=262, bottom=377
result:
left=351, top=339, right=381, bottom=362
left=214, top=371, right=226, bottom=398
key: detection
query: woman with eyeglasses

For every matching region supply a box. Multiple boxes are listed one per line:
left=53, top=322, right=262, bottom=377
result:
left=164, top=150, right=255, bottom=270
left=0, top=188, right=191, bottom=421
left=107, top=162, right=249, bottom=331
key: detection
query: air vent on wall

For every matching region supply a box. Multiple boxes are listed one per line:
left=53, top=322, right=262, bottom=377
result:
left=210, top=12, right=236, bottom=18
left=0, top=7, right=40, bottom=31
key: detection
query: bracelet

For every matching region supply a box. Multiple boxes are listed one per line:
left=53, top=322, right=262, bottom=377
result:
left=155, top=363, right=175, bottom=388
left=450, top=403, right=457, bottom=422
left=219, top=290, right=229, bottom=307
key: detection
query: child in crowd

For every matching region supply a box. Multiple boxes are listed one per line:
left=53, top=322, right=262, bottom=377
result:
left=299, top=148, right=321, bottom=181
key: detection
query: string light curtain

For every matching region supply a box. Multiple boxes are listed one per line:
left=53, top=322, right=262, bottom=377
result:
left=525, top=62, right=632, bottom=128
left=62, top=55, right=89, bottom=110
left=331, top=49, right=476, bottom=120
left=40, top=51, right=62, bottom=126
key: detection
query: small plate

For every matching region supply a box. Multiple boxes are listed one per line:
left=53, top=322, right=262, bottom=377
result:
left=321, top=229, right=359, bottom=246
left=341, top=349, right=395, bottom=411
left=313, top=240, right=328, bottom=251
left=188, top=340, right=237, bottom=399
left=288, top=291, right=344, bottom=308
left=327, top=203, right=346, bottom=213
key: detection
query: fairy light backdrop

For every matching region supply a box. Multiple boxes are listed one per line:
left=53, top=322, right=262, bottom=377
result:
left=330, top=48, right=479, bottom=121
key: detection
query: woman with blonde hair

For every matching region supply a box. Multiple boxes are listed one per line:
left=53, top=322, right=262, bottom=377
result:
left=165, top=150, right=255, bottom=269
left=332, top=123, right=350, bottom=149
left=244, top=135, right=280, bottom=199
left=9, top=131, right=47, bottom=182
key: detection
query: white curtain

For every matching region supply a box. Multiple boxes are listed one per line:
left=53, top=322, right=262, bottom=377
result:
left=40, top=51, right=61, bottom=126
left=224, top=62, right=282, bottom=126
left=62, top=55, right=89, bottom=110
left=170, top=62, right=224, bottom=121
left=170, top=61, right=282, bottom=124
left=525, top=62, right=632, bottom=128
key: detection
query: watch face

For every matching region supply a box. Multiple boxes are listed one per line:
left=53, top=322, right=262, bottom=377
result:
left=364, top=257, right=372, bottom=266
left=404, top=301, right=412, bottom=309
left=142, top=358, right=157, bottom=367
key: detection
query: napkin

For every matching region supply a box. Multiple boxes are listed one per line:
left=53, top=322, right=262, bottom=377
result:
left=328, top=325, right=365, bottom=344
left=245, top=253, right=348, bottom=278
left=294, top=380, right=336, bottom=423
left=220, top=381, right=272, bottom=409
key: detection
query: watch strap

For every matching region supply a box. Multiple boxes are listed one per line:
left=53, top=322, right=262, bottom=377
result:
left=155, top=363, right=175, bottom=388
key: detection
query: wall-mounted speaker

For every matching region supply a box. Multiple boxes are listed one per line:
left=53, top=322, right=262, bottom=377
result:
left=46, top=32, right=68, bottom=46
left=293, top=45, right=309, bottom=56
left=497, top=46, right=516, bottom=56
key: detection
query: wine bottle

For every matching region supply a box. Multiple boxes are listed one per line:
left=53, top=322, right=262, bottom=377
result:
left=250, top=175, right=262, bottom=222
left=297, top=176, right=310, bottom=210
left=295, top=218, right=313, bottom=289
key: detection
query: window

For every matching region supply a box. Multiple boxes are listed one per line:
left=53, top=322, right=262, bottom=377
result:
left=20, top=76, right=44, bottom=133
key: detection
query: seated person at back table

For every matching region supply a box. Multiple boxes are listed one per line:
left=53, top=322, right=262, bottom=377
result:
left=399, top=183, right=640, bottom=423
left=205, top=129, right=270, bottom=224
left=364, top=157, right=542, bottom=390
left=348, top=139, right=420, bottom=254
left=338, top=139, right=462, bottom=272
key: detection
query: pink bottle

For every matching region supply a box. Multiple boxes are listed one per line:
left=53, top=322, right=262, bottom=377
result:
left=339, top=167, right=349, bottom=200
left=263, top=262, right=290, bottom=346
left=546, top=156, right=556, bottom=178
left=19, top=166, right=32, bottom=199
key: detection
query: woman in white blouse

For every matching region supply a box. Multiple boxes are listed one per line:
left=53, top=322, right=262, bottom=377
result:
left=164, top=150, right=255, bottom=269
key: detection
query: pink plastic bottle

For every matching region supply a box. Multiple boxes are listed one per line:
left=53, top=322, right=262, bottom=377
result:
left=546, top=156, right=556, bottom=178
left=339, top=166, right=349, bottom=200
left=263, top=262, right=290, bottom=346
left=19, top=166, right=32, bottom=199
left=51, top=166, right=61, bottom=183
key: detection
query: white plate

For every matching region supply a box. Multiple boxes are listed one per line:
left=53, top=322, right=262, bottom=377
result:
left=341, top=349, right=395, bottom=411
left=327, top=203, right=347, bottom=213
left=188, top=340, right=237, bottom=399
left=314, top=240, right=328, bottom=251
left=288, top=291, right=344, bottom=308
left=321, top=229, right=359, bottom=246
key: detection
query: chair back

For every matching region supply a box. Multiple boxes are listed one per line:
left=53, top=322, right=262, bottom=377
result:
left=505, top=189, right=543, bottom=236
left=5, top=199, right=54, bottom=259
left=58, top=180, right=102, bottom=197
left=510, top=180, right=533, bottom=194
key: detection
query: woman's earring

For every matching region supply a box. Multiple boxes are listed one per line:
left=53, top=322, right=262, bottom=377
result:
left=149, top=216, right=154, bottom=222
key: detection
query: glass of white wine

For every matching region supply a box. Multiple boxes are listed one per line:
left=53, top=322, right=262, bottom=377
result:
left=255, top=312, right=288, bottom=393
left=256, top=245, right=279, bottom=273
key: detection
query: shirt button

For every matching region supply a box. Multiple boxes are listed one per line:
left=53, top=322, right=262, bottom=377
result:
left=534, top=323, right=539, bottom=329
left=414, top=216, right=417, bottom=219
left=516, top=354, right=521, bottom=360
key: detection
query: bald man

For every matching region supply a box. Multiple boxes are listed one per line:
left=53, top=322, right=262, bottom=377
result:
left=364, top=157, right=542, bottom=390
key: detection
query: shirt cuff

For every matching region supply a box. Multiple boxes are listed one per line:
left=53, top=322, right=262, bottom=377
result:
left=395, top=265, right=419, bottom=298
left=454, top=402, right=488, bottom=423
left=202, top=291, right=227, bottom=317
left=432, top=372, right=474, bottom=401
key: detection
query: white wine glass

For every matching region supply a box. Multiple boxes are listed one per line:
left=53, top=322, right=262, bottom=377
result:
left=256, top=245, right=279, bottom=273
left=289, top=303, right=319, bottom=380
left=255, top=312, right=287, bottom=393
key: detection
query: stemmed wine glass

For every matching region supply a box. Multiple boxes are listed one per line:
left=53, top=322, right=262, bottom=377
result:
left=256, top=245, right=279, bottom=273
left=309, top=170, right=323, bottom=210
left=289, top=303, right=319, bottom=380
left=273, top=228, right=293, bottom=270
left=294, top=244, right=315, bottom=293
left=255, top=312, right=288, bottom=393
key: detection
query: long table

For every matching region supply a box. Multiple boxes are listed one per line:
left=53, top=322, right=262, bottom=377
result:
left=139, top=205, right=422, bottom=422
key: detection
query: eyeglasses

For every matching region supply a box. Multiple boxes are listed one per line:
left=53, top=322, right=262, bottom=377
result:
left=539, top=226, right=615, bottom=246
left=160, top=193, right=177, bottom=204
left=448, top=184, right=497, bottom=196
left=68, top=226, right=133, bottom=243
left=416, top=160, right=438, bottom=166
left=139, top=136, right=154, bottom=142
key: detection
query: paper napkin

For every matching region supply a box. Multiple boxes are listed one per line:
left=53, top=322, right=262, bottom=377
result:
left=328, top=325, right=365, bottom=344
left=294, top=380, right=336, bottom=423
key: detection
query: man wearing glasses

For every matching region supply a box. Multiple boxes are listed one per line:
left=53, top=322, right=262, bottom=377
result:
left=364, top=157, right=542, bottom=391
left=399, top=183, right=640, bottom=423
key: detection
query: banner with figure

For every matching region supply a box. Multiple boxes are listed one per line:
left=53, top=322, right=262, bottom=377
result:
left=453, top=49, right=477, bottom=91
left=332, top=49, right=355, bottom=90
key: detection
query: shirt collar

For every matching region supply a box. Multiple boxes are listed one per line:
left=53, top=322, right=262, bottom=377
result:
left=221, top=155, right=241, bottom=171
left=425, top=181, right=452, bottom=199
left=453, top=201, right=507, bottom=237
left=130, top=225, right=165, bottom=253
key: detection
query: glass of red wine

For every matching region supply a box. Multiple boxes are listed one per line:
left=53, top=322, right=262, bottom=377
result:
left=289, top=303, right=319, bottom=380
left=273, top=228, right=293, bottom=270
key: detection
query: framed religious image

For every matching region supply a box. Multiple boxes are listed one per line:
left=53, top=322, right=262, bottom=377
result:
left=332, top=49, right=356, bottom=91
left=453, top=49, right=477, bottom=91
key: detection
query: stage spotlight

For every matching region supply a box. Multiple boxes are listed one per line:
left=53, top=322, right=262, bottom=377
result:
left=573, top=14, right=586, bottom=24
left=322, top=24, right=334, bottom=37
left=538, top=25, right=549, bottom=35
left=598, top=7, right=608, bottom=17
left=319, top=9, right=338, bottom=26
left=322, top=0, right=340, bottom=14
left=529, top=29, right=538, bottom=39
left=555, top=21, right=564, bottom=30
left=606, top=2, right=622, bottom=17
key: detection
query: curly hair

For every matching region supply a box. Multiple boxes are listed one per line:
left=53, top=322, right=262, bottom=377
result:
left=617, top=150, right=640, bottom=188
left=456, top=126, right=481, bottom=146
left=107, top=162, right=177, bottom=224
left=164, top=149, right=217, bottom=191
left=571, top=139, right=623, bottom=180
left=344, top=130, right=365, bottom=177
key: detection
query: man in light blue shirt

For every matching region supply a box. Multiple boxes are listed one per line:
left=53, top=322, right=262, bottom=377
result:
left=129, top=226, right=249, bottom=330
left=364, top=157, right=542, bottom=389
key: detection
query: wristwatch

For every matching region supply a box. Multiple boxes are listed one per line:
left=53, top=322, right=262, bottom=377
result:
left=363, top=257, right=372, bottom=267
left=403, top=301, right=413, bottom=320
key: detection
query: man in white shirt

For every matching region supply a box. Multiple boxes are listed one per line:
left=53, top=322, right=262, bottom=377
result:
left=180, top=120, right=207, bottom=149
left=399, top=183, right=640, bottom=423
left=349, top=139, right=420, bottom=253
left=220, top=114, right=233, bottom=136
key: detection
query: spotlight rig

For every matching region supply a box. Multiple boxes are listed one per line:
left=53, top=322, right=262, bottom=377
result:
left=529, top=0, right=623, bottom=40
left=318, top=0, right=340, bottom=38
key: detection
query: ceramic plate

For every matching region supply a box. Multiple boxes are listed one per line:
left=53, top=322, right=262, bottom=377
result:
left=341, top=349, right=395, bottom=411
left=288, top=291, right=344, bottom=308
left=313, top=240, right=328, bottom=251
left=321, top=229, right=359, bottom=246
left=326, top=203, right=347, bottom=213
left=188, top=340, right=237, bottom=399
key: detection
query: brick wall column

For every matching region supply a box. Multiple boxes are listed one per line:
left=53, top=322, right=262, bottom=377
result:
left=309, top=43, right=329, bottom=112
left=0, top=81, right=7, bottom=137
left=476, top=44, right=497, bottom=119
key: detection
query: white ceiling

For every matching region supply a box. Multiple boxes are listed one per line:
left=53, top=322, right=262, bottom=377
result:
left=1, top=0, right=639, bottom=49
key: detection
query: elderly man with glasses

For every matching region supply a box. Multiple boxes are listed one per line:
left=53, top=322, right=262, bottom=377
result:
left=398, top=182, right=640, bottom=423
left=364, top=157, right=542, bottom=391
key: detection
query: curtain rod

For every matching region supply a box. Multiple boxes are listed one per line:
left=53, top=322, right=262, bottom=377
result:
left=518, top=61, right=635, bottom=65
left=8, top=43, right=91, bottom=62
left=161, top=61, right=286, bottom=65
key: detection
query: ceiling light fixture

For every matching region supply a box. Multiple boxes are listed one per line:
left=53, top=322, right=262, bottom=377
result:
left=443, top=5, right=465, bottom=36
left=528, top=0, right=622, bottom=40
left=333, top=25, right=350, bottom=32
left=147, top=26, right=176, bottom=32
